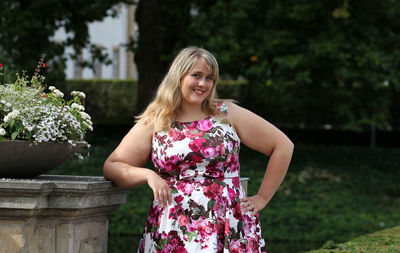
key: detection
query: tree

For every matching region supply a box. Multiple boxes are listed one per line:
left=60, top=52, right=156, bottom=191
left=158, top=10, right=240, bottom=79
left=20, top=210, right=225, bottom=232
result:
left=0, top=0, right=131, bottom=83
left=185, top=0, right=400, bottom=130
left=133, top=0, right=192, bottom=113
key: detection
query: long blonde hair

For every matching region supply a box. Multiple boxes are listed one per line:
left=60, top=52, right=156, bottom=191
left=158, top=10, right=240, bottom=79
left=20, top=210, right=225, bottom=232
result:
left=136, top=46, right=221, bottom=132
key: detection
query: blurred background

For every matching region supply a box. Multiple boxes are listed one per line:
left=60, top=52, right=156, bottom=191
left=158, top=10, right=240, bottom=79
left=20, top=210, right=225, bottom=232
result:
left=1, top=0, right=399, bottom=252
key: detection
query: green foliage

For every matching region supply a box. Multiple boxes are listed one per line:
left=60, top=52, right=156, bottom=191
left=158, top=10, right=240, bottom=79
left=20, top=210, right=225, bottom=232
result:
left=185, top=0, right=400, bottom=131
left=307, top=226, right=400, bottom=253
left=62, top=79, right=399, bottom=131
left=57, top=79, right=138, bottom=125
left=0, top=0, right=130, bottom=83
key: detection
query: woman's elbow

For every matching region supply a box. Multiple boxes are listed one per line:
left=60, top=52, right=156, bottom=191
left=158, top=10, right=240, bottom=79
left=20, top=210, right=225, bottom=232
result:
left=103, top=157, right=116, bottom=181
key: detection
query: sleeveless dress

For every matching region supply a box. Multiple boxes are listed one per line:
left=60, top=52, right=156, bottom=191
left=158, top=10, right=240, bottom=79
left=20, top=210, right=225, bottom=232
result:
left=138, top=103, right=267, bottom=253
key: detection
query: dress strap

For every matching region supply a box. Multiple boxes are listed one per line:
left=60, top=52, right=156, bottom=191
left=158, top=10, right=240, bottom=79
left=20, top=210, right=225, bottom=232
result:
left=215, top=102, right=228, bottom=116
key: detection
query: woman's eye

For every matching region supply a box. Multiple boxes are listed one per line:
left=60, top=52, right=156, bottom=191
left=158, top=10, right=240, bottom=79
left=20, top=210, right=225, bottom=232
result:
left=206, top=76, right=213, bottom=81
left=192, top=73, right=200, bottom=78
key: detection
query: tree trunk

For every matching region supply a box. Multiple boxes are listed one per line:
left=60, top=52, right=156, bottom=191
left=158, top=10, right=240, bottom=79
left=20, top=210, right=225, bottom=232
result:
left=134, top=0, right=191, bottom=114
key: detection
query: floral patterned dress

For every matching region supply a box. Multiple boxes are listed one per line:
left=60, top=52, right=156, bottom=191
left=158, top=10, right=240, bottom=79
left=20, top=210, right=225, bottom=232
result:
left=138, top=103, right=267, bottom=253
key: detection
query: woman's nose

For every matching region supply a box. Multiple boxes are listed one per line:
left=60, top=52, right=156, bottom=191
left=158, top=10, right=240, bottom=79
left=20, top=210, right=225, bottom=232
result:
left=198, top=78, right=208, bottom=86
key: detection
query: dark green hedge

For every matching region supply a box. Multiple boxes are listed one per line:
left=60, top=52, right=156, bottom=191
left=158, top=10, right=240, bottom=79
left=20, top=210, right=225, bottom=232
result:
left=58, top=79, right=398, bottom=131
left=57, top=79, right=138, bottom=125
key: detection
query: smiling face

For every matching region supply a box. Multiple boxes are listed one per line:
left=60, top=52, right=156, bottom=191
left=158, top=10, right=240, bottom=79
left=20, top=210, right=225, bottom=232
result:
left=180, top=58, right=214, bottom=109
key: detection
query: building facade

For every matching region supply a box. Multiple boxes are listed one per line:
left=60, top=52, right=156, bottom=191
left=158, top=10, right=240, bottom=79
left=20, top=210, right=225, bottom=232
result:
left=53, top=4, right=138, bottom=80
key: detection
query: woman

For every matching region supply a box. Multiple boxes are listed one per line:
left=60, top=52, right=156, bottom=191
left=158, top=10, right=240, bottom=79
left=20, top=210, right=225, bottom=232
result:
left=103, top=46, right=293, bottom=252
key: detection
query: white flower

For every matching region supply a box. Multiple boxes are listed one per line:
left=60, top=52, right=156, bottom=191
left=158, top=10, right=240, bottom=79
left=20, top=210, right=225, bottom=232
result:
left=0, top=82, right=91, bottom=145
left=82, top=121, right=93, bottom=131
left=71, top=103, right=85, bottom=111
left=52, top=89, right=64, bottom=98
left=3, top=110, right=20, bottom=122
left=71, top=91, right=86, bottom=99
left=79, top=111, right=91, bottom=121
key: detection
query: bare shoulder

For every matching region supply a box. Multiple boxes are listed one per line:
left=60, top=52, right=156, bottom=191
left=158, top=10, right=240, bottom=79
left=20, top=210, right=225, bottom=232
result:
left=225, top=101, right=257, bottom=126
left=107, top=119, right=154, bottom=166
left=225, top=101, right=291, bottom=156
left=124, top=119, right=155, bottom=141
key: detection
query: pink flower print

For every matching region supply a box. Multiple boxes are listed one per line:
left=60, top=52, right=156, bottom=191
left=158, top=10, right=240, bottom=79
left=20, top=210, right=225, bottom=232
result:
left=203, top=182, right=224, bottom=200
left=201, top=147, right=217, bottom=160
left=168, top=128, right=185, bottom=141
left=169, top=155, right=180, bottom=164
left=215, top=161, right=224, bottom=170
left=186, top=221, right=196, bottom=233
left=162, top=231, right=187, bottom=253
left=233, top=201, right=242, bottom=220
left=225, top=218, right=230, bottom=236
left=228, top=141, right=234, bottom=152
left=227, top=186, right=236, bottom=202
left=232, top=177, right=240, bottom=188
left=229, top=239, right=242, bottom=253
left=184, top=121, right=198, bottom=129
left=178, top=215, right=190, bottom=227
left=205, top=167, right=224, bottom=178
left=246, top=237, right=259, bottom=252
left=195, top=218, right=215, bottom=238
left=184, top=128, right=204, bottom=139
left=191, top=153, right=203, bottom=163
left=174, top=195, right=184, bottom=204
left=216, top=143, right=225, bottom=156
left=176, top=181, right=194, bottom=195
left=189, top=138, right=206, bottom=152
left=197, top=119, right=213, bottom=131
left=156, top=158, right=166, bottom=169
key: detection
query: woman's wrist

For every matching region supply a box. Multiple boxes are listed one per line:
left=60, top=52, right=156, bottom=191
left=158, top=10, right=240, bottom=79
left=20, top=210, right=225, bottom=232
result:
left=144, top=169, right=157, bottom=182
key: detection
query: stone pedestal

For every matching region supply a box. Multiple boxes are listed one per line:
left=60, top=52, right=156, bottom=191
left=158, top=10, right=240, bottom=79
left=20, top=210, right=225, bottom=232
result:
left=0, top=175, right=128, bottom=253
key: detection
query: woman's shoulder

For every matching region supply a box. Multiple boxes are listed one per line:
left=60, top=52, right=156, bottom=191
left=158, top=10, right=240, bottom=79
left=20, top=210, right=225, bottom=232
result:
left=214, top=99, right=238, bottom=116
left=129, top=118, right=155, bottom=139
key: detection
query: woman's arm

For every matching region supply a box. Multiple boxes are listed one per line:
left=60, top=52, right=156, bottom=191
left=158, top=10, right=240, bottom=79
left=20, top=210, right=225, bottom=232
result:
left=226, top=102, right=294, bottom=216
left=103, top=121, right=172, bottom=207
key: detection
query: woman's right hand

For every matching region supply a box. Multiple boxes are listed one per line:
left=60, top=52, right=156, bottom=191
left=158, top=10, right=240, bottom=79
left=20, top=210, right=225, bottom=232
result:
left=146, top=171, right=172, bottom=208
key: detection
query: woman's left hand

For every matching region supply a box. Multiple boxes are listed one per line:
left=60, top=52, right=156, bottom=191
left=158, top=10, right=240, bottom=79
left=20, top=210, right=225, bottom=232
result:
left=240, top=194, right=268, bottom=217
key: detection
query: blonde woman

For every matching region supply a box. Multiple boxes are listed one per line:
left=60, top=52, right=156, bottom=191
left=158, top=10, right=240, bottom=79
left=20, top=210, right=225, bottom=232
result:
left=103, top=46, right=293, bottom=252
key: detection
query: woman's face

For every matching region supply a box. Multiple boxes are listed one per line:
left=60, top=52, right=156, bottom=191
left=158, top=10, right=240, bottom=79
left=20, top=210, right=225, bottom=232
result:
left=180, top=59, right=214, bottom=108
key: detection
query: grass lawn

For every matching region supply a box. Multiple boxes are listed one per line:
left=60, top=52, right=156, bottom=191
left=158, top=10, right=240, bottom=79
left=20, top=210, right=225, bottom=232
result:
left=307, top=225, right=400, bottom=253
left=50, top=136, right=400, bottom=252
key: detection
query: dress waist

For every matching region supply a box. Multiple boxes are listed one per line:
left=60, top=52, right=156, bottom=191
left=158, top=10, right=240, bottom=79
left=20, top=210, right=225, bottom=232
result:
left=160, top=173, right=240, bottom=184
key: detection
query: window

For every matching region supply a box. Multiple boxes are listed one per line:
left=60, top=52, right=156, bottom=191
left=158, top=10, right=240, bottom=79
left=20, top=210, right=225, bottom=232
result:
left=73, top=54, right=83, bottom=79
left=112, top=46, right=120, bottom=79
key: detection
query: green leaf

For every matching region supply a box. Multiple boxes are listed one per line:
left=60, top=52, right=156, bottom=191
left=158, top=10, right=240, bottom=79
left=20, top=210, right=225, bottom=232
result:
left=207, top=200, right=216, bottom=210
left=11, top=131, right=18, bottom=140
left=237, top=220, right=243, bottom=232
left=187, top=231, right=197, bottom=242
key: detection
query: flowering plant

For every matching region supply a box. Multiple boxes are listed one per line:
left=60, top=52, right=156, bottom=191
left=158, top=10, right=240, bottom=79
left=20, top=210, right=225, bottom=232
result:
left=0, top=56, right=93, bottom=147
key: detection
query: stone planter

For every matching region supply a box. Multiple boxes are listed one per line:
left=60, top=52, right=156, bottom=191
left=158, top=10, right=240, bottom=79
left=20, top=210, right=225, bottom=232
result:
left=0, top=175, right=128, bottom=253
left=0, top=140, right=85, bottom=178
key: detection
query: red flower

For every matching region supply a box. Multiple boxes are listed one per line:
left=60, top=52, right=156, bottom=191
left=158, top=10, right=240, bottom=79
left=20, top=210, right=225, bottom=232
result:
left=188, top=138, right=206, bottom=152
left=0, top=62, right=3, bottom=67
left=178, top=215, right=190, bottom=226
left=233, top=201, right=242, bottom=220
left=42, top=93, right=46, bottom=98
left=174, top=195, right=184, bottom=204
left=203, top=182, right=223, bottom=200
left=42, top=63, right=46, bottom=68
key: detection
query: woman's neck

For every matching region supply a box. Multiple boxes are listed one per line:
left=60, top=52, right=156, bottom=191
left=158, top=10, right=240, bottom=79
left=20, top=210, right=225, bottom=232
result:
left=176, top=104, right=208, bottom=122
